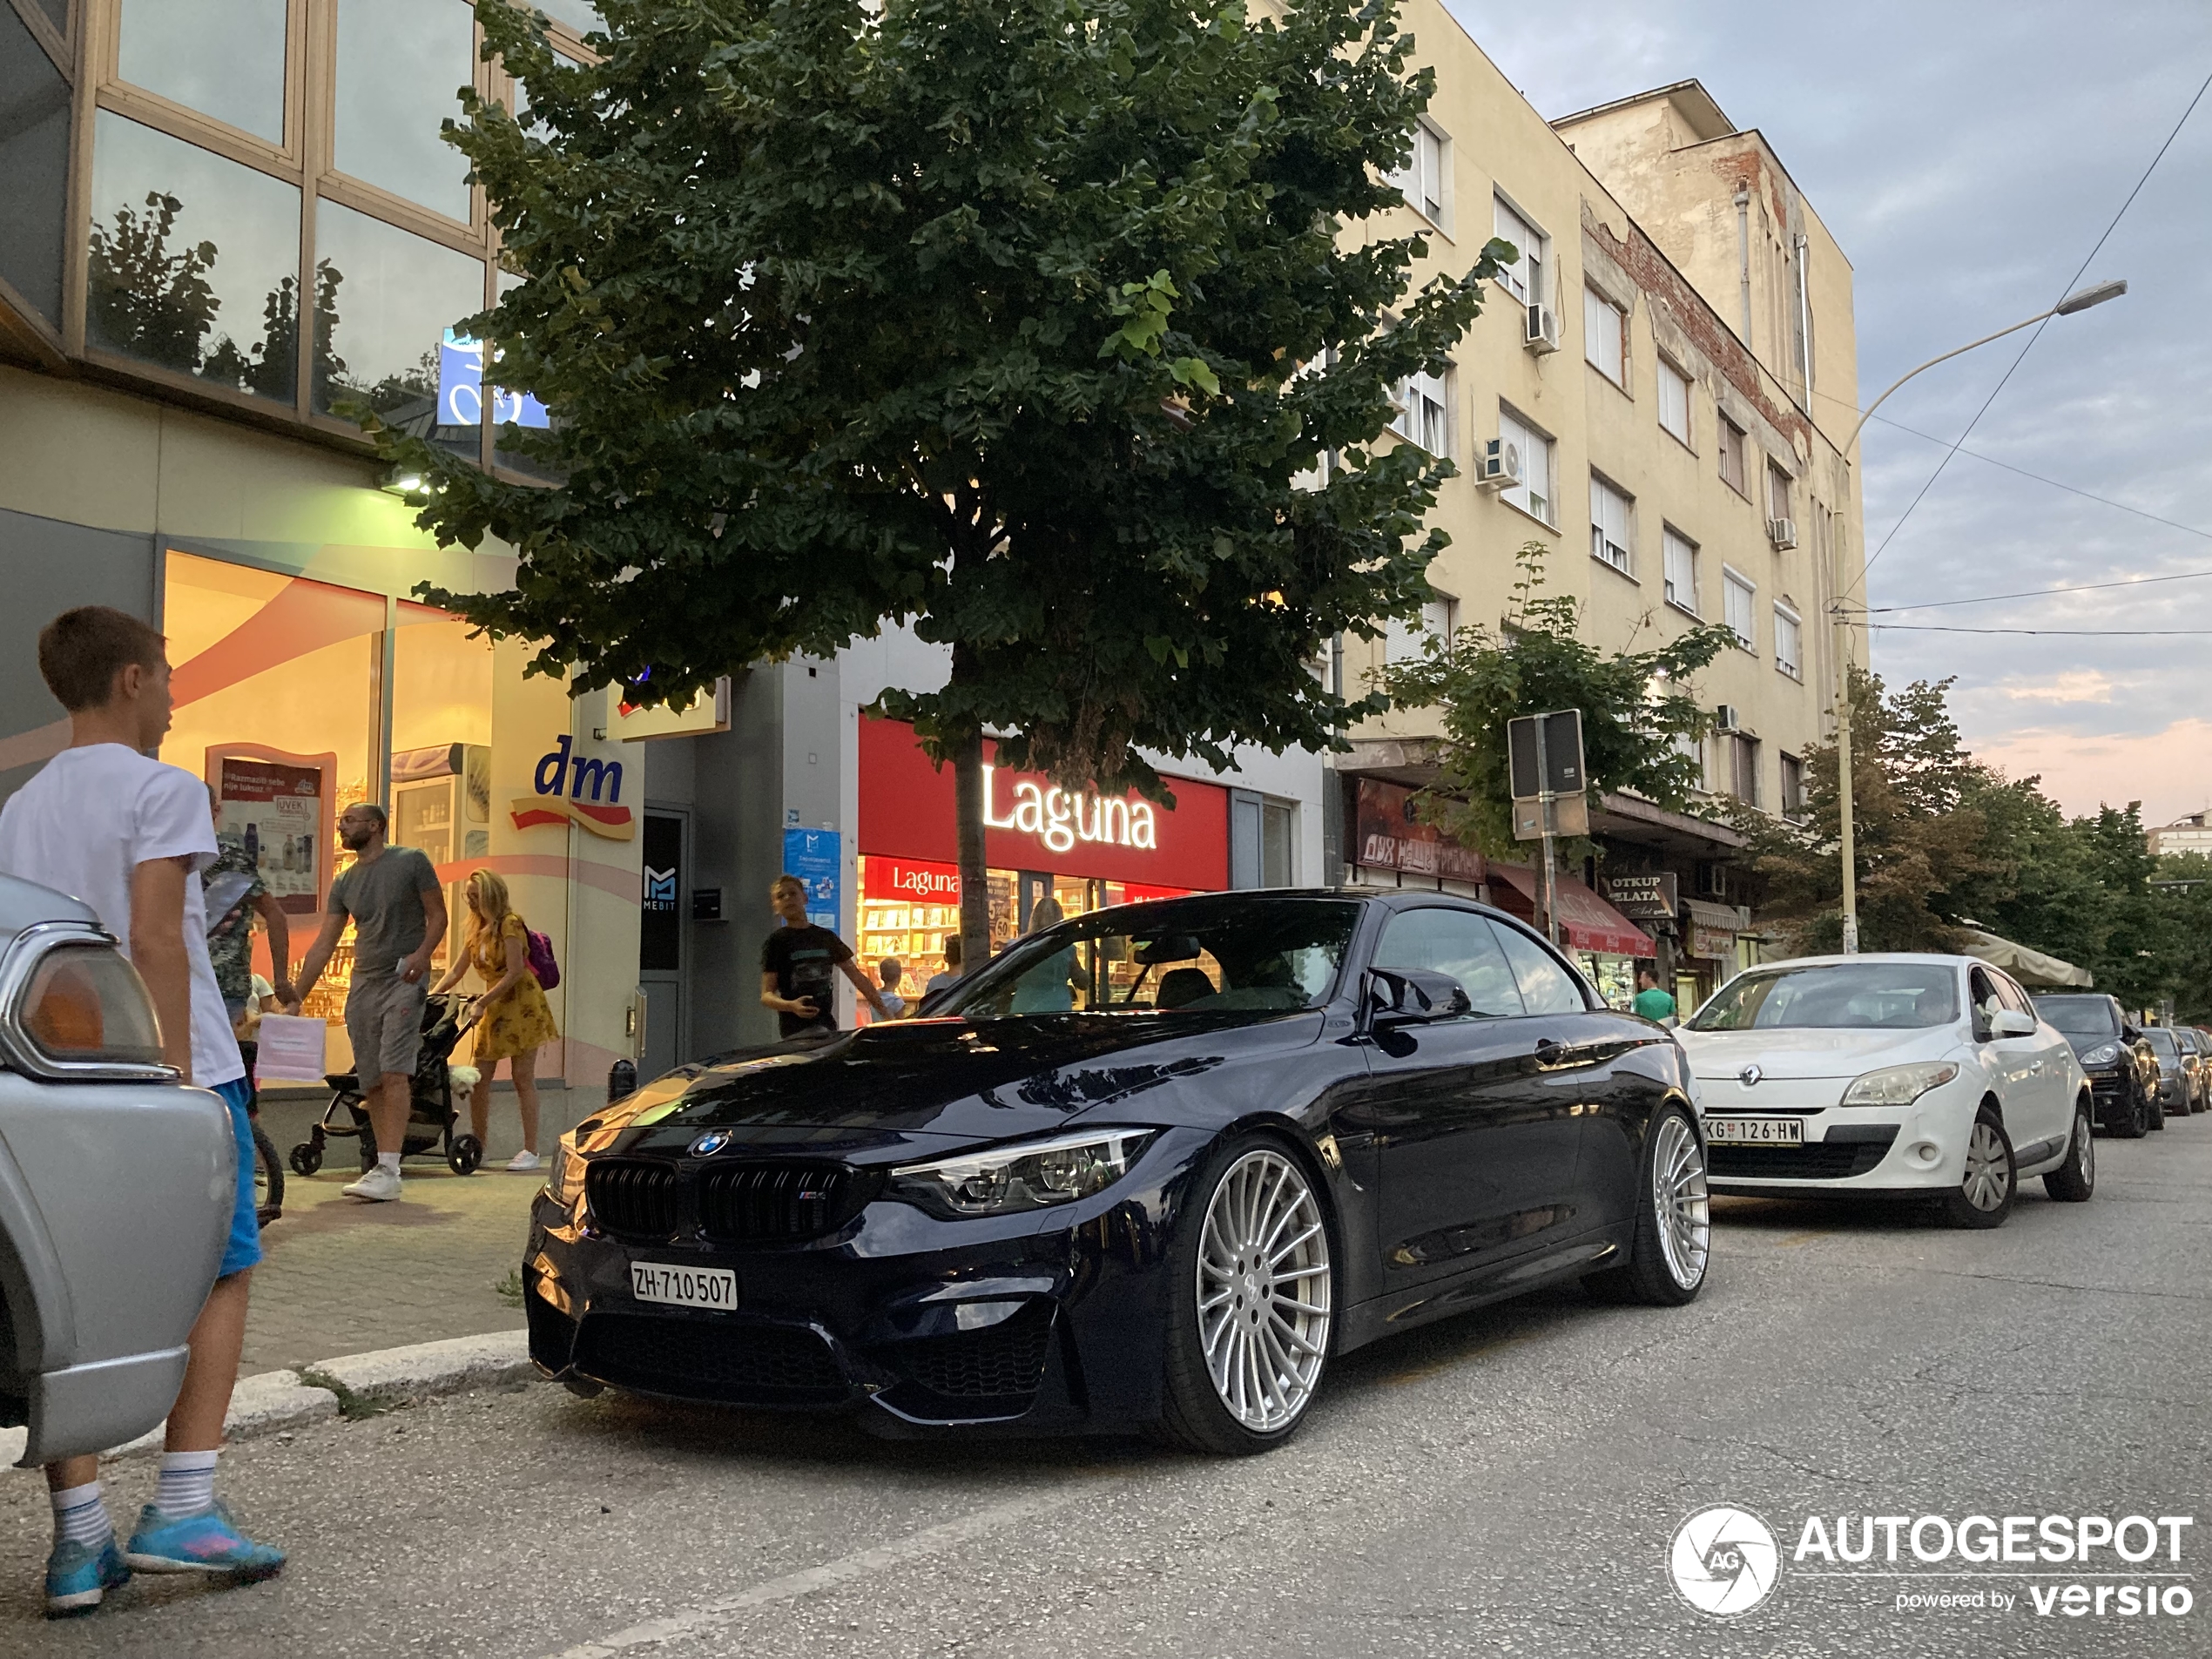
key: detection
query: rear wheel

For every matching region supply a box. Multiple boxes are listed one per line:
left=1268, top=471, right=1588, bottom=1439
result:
left=1939, top=1108, right=2015, bottom=1228
left=1154, top=1136, right=1335, bottom=1456
left=251, top=1122, right=283, bottom=1223
left=2044, top=1099, right=2095, bottom=1202
left=1584, top=1103, right=1710, bottom=1305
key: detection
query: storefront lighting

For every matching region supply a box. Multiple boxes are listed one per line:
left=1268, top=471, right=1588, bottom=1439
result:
left=380, top=466, right=438, bottom=500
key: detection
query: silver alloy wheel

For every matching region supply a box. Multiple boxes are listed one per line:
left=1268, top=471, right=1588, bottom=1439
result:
left=1652, top=1113, right=1711, bottom=1289
left=1196, top=1148, right=1332, bottom=1433
left=1962, top=1120, right=2012, bottom=1211
left=2075, top=1110, right=2094, bottom=1184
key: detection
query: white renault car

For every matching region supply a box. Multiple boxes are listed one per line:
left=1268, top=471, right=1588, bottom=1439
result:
left=1676, top=954, right=2094, bottom=1227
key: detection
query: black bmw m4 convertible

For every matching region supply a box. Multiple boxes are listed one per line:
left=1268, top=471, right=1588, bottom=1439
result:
left=523, top=890, right=1710, bottom=1453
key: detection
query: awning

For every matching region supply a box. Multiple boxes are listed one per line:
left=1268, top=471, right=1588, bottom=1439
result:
left=1489, top=865, right=1656, bottom=957
left=1962, top=929, right=2094, bottom=988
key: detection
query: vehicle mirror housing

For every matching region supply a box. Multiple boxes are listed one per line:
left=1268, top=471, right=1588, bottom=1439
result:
left=1366, top=968, right=1471, bottom=1028
left=1992, top=1009, right=2037, bottom=1038
left=2121, top=1024, right=2141, bottom=1042
left=1133, top=934, right=1203, bottom=966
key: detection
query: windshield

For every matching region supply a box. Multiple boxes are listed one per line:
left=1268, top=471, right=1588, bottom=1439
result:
left=933, top=896, right=1361, bottom=1020
left=2143, top=1028, right=2178, bottom=1056
left=2033, top=996, right=2118, bottom=1038
left=1689, top=961, right=1960, bottom=1031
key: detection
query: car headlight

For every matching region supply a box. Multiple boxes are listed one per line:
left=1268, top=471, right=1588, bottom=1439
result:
left=2080, top=1043, right=2120, bottom=1067
left=887, top=1128, right=1158, bottom=1219
left=547, top=1135, right=585, bottom=1206
left=1839, top=1062, right=1960, bottom=1108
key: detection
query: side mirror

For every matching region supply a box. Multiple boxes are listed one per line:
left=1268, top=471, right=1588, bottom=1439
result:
left=1992, top=1009, right=2036, bottom=1038
left=1366, top=968, right=1471, bottom=1028
left=2121, top=1024, right=2141, bottom=1042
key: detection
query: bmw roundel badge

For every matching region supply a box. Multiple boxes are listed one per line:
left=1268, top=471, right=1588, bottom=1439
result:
left=690, top=1130, right=732, bottom=1157
left=1738, top=1065, right=1763, bottom=1089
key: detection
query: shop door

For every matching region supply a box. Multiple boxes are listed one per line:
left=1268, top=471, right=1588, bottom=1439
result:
left=640, top=809, right=688, bottom=1076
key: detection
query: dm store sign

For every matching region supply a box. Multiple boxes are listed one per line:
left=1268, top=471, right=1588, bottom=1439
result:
left=511, top=736, right=634, bottom=840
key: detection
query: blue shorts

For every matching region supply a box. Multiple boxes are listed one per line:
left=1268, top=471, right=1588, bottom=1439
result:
left=214, top=1076, right=263, bottom=1278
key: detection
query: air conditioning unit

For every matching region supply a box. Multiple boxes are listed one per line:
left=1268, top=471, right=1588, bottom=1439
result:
left=1767, top=516, right=1798, bottom=550
left=1714, top=704, right=1743, bottom=732
left=1477, top=438, right=1522, bottom=492
left=1525, top=303, right=1561, bottom=354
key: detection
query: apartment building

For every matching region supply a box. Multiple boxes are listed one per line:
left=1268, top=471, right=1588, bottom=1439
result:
left=1335, top=5, right=1867, bottom=1006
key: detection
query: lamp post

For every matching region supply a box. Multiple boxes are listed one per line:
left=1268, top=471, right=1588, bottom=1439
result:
left=1831, top=279, right=2126, bottom=953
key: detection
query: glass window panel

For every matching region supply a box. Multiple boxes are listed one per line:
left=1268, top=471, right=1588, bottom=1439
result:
left=117, top=0, right=287, bottom=145
left=392, top=615, right=495, bottom=974
left=87, top=111, right=301, bottom=402
left=334, top=0, right=476, bottom=221
left=1658, top=360, right=1690, bottom=442
left=1373, top=909, right=1526, bottom=1019
left=1490, top=921, right=1586, bottom=1015
left=531, top=0, right=604, bottom=34
left=30, top=0, right=67, bottom=30
left=1583, top=288, right=1622, bottom=382
left=1724, top=572, right=1757, bottom=648
left=1663, top=529, right=1697, bottom=613
left=0, top=4, right=71, bottom=325
left=312, top=198, right=483, bottom=460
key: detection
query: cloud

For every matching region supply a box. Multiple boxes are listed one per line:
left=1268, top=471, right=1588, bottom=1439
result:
left=1998, top=671, right=2114, bottom=705
left=1976, top=718, right=2212, bottom=823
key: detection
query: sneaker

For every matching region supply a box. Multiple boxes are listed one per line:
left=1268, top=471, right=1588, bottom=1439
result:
left=125, top=1501, right=286, bottom=1583
left=341, top=1164, right=403, bottom=1202
left=44, top=1534, right=129, bottom=1618
left=505, top=1150, right=543, bottom=1173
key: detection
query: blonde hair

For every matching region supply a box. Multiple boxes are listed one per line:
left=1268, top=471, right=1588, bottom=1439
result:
left=465, top=868, right=516, bottom=955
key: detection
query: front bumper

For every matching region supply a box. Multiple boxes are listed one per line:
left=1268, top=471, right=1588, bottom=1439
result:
left=1700, top=1080, right=1974, bottom=1194
left=521, top=1134, right=1202, bottom=1436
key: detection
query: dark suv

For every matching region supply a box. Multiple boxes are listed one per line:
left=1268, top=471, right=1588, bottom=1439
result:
left=2031, top=994, right=2161, bottom=1137
left=2142, top=1027, right=2195, bottom=1120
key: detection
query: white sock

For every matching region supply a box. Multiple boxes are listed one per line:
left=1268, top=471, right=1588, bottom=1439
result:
left=155, top=1450, right=220, bottom=1519
left=51, top=1481, right=112, bottom=1548
left=378, top=1151, right=401, bottom=1175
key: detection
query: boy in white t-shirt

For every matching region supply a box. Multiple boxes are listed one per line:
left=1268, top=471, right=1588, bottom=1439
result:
left=0, top=607, right=285, bottom=1615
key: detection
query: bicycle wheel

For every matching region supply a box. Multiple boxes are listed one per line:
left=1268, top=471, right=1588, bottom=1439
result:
left=252, top=1120, right=284, bottom=1223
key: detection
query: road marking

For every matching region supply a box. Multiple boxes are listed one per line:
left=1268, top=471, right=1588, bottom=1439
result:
left=543, top=1486, right=1088, bottom=1658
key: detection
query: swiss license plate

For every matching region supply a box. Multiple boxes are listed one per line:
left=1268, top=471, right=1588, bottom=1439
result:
left=1705, top=1116, right=1805, bottom=1145
left=630, top=1262, right=738, bottom=1311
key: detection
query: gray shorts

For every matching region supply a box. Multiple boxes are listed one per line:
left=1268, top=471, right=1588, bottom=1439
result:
left=346, top=974, right=428, bottom=1081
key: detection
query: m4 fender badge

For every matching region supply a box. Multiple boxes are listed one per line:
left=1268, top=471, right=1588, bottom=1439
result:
left=690, top=1130, right=732, bottom=1157
left=1738, top=1065, right=1763, bottom=1088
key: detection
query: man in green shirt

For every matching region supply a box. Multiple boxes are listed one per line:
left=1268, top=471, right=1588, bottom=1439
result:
left=1632, top=967, right=1677, bottom=1025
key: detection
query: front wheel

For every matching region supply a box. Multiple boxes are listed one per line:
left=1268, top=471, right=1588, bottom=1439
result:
left=1154, top=1136, right=1335, bottom=1456
left=251, top=1122, right=284, bottom=1223
left=2109, top=1080, right=2149, bottom=1139
left=1939, top=1108, right=2015, bottom=1228
left=2148, top=1082, right=2166, bottom=1131
left=1584, top=1103, right=1710, bottom=1305
left=2044, top=1100, right=2095, bottom=1202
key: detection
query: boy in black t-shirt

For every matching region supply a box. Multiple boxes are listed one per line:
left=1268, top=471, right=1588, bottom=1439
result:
left=759, top=873, right=889, bottom=1038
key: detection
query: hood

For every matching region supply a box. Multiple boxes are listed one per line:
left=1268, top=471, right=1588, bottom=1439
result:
left=576, top=1011, right=1319, bottom=1160
left=2052, top=1029, right=2123, bottom=1057
left=1676, top=1024, right=1959, bottom=1082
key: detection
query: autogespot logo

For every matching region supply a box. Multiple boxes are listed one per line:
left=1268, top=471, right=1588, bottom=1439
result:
left=1670, top=1506, right=1784, bottom=1617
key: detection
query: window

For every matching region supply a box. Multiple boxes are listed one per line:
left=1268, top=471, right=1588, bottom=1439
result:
left=1662, top=528, right=1699, bottom=614
left=1718, top=415, right=1748, bottom=494
left=1723, top=570, right=1757, bottom=651
left=1231, top=793, right=1297, bottom=889
left=1779, top=752, right=1805, bottom=821
left=1768, top=461, right=1793, bottom=523
left=1489, top=922, right=1588, bottom=1015
left=334, top=0, right=478, bottom=222
left=1392, top=367, right=1450, bottom=455
left=1675, top=731, right=1707, bottom=791
left=1657, top=359, right=1691, bottom=444
left=1589, top=475, right=1633, bottom=574
left=118, top=0, right=288, bottom=145
left=1775, top=604, right=1802, bottom=679
left=1494, top=197, right=1547, bottom=307
left=1583, top=287, right=1625, bottom=384
left=1725, top=733, right=1760, bottom=806
left=1385, top=597, right=1455, bottom=663
left=1372, top=909, right=1527, bottom=1018
left=1499, top=407, right=1553, bottom=523
left=1393, top=121, right=1447, bottom=226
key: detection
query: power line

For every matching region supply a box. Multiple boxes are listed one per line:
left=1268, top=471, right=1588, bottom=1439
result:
left=1854, top=64, right=2212, bottom=592
left=1842, top=567, right=2212, bottom=613
left=1868, top=624, right=2212, bottom=637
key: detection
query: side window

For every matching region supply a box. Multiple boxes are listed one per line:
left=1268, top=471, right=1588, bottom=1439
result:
left=1372, top=908, right=1525, bottom=1018
left=1993, top=974, right=2035, bottom=1020
left=1488, top=922, right=1588, bottom=1015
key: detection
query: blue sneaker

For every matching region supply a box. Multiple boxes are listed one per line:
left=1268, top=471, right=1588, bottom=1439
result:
left=124, top=1501, right=286, bottom=1583
left=44, top=1534, right=129, bottom=1618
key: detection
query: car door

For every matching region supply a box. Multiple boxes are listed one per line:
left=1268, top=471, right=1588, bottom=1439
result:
left=1343, top=907, right=1584, bottom=1291
left=1985, top=970, right=2068, bottom=1156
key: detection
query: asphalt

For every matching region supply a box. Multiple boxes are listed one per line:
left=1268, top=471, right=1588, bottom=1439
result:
left=5, top=1114, right=2207, bottom=1658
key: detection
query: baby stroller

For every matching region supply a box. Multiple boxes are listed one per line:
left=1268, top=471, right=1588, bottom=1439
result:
left=287, top=992, right=484, bottom=1177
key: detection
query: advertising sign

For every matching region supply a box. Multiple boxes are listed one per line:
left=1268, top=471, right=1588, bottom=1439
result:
left=436, top=330, right=550, bottom=429
left=614, top=676, right=732, bottom=742
left=511, top=734, right=635, bottom=840
left=1602, top=872, right=1680, bottom=920
left=782, top=827, right=842, bottom=932
left=1352, top=779, right=1485, bottom=882
left=217, top=755, right=327, bottom=914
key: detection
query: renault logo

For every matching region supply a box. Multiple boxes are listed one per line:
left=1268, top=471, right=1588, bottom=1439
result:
left=1737, top=1065, right=1763, bottom=1089
left=690, top=1130, right=732, bottom=1157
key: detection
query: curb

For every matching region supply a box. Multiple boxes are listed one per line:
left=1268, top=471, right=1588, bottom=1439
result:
left=5, top=1330, right=532, bottom=1469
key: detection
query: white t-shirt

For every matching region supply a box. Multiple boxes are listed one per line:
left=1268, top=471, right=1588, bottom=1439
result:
left=0, top=743, right=246, bottom=1088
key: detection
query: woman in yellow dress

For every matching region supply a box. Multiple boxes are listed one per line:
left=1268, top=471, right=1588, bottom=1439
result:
left=433, top=869, right=559, bottom=1172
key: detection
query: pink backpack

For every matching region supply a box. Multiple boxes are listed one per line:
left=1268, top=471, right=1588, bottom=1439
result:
left=519, top=920, right=559, bottom=990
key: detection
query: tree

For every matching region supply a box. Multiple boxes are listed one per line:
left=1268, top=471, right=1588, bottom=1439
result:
left=1376, top=543, right=1733, bottom=857
left=372, top=0, right=1498, bottom=967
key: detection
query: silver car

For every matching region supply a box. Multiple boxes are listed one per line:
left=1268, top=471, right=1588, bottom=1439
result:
left=0, top=874, right=235, bottom=1463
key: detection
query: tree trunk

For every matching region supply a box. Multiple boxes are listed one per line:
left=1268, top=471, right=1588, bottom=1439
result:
left=953, top=725, right=991, bottom=976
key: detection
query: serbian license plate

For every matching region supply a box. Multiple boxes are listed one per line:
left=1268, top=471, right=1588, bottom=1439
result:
left=630, top=1262, right=738, bottom=1311
left=1705, top=1116, right=1806, bottom=1145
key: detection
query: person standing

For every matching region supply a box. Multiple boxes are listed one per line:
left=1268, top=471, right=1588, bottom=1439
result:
left=1632, top=967, right=1678, bottom=1026
left=0, top=606, right=284, bottom=1615
left=759, top=873, right=888, bottom=1038
left=921, top=934, right=964, bottom=1001
left=432, top=868, right=559, bottom=1171
left=875, top=958, right=907, bottom=1019
left=291, top=802, right=446, bottom=1202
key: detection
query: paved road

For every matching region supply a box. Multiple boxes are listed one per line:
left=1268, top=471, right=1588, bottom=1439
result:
left=8, top=1119, right=2208, bottom=1657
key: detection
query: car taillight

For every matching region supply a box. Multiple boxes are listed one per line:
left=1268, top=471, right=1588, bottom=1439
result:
left=18, top=946, right=165, bottom=1067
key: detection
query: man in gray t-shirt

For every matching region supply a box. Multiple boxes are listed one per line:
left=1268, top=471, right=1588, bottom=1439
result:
left=292, top=801, right=448, bottom=1202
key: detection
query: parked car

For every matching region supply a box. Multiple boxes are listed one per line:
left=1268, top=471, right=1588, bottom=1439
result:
left=2172, top=1027, right=2207, bottom=1114
left=2031, top=994, right=2161, bottom=1137
left=0, top=875, right=237, bottom=1463
left=1676, top=954, right=2094, bottom=1228
left=2141, top=1027, right=2195, bottom=1120
left=523, top=890, right=1709, bottom=1453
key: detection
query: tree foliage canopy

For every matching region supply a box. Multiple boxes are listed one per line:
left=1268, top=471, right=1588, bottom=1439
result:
left=379, top=0, right=1502, bottom=799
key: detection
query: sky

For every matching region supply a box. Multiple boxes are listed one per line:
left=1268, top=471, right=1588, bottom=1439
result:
left=1444, top=0, right=2212, bottom=827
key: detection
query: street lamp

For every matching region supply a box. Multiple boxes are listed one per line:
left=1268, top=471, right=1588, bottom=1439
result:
left=1831, top=278, right=2126, bottom=953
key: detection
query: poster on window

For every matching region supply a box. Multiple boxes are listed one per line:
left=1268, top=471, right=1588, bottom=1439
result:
left=218, top=757, right=326, bottom=914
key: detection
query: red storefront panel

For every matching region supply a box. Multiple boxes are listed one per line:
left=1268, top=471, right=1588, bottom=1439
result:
left=859, top=718, right=1230, bottom=891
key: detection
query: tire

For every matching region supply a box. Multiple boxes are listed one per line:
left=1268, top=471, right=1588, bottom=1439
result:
left=2147, top=1082, right=2166, bottom=1131
left=1153, top=1134, right=1336, bottom=1456
left=2109, top=1080, right=2149, bottom=1139
left=1939, top=1107, right=2016, bottom=1229
left=287, top=1141, right=322, bottom=1177
left=1583, top=1103, right=1710, bottom=1306
left=251, top=1122, right=284, bottom=1222
left=2043, top=1099, right=2095, bottom=1202
left=448, top=1134, right=483, bottom=1177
